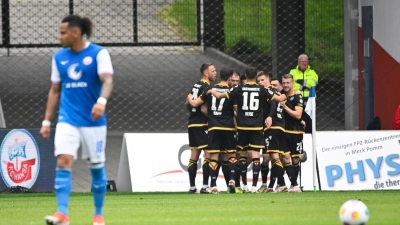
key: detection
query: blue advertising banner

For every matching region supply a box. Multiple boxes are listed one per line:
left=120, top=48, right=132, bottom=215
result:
left=0, top=129, right=56, bottom=193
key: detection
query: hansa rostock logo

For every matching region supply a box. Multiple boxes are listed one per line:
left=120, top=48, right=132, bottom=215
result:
left=0, top=129, right=40, bottom=189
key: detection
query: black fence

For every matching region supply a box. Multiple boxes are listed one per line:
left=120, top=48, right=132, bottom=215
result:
left=0, top=0, right=344, bottom=131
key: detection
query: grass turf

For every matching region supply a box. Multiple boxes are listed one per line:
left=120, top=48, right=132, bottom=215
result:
left=1, top=191, right=398, bottom=225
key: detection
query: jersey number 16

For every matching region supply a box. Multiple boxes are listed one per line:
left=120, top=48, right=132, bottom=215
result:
left=242, top=92, right=259, bottom=110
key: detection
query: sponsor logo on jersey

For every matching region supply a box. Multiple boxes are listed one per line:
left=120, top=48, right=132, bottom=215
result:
left=0, top=129, right=40, bottom=189
left=60, top=60, right=69, bottom=65
left=67, top=63, right=82, bottom=80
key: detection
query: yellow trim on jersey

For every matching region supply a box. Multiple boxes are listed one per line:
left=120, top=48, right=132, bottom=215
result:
left=295, top=106, right=303, bottom=109
left=291, top=154, right=303, bottom=158
left=264, top=126, right=285, bottom=131
left=190, top=144, right=208, bottom=150
left=198, top=97, right=205, bottom=103
left=216, top=83, right=229, bottom=87
left=237, top=126, right=263, bottom=130
left=284, top=130, right=304, bottom=134
left=188, top=123, right=208, bottom=128
left=208, top=127, right=235, bottom=131
left=225, top=91, right=230, bottom=99
left=200, top=79, right=210, bottom=85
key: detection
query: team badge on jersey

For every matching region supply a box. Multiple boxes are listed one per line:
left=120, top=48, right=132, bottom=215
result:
left=0, top=129, right=40, bottom=189
left=83, top=56, right=93, bottom=65
left=67, top=63, right=82, bottom=80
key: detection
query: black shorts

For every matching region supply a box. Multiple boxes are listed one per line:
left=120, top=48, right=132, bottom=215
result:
left=263, top=128, right=285, bottom=155
left=237, top=129, right=264, bottom=152
left=282, top=133, right=303, bottom=157
left=208, top=130, right=236, bottom=154
left=188, top=126, right=208, bottom=150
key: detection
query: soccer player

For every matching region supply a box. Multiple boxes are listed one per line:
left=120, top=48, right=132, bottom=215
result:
left=256, top=72, right=271, bottom=192
left=229, top=71, right=240, bottom=87
left=240, top=74, right=247, bottom=85
left=265, top=77, right=288, bottom=192
left=209, top=67, right=286, bottom=193
left=216, top=70, right=240, bottom=191
left=280, top=74, right=305, bottom=193
left=188, top=68, right=237, bottom=194
left=40, top=15, right=113, bottom=225
left=185, top=63, right=216, bottom=194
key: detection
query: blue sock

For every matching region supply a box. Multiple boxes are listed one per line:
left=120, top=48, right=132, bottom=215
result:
left=91, top=166, right=107, bottom=216
left=55, top=167, right=72, bottom=215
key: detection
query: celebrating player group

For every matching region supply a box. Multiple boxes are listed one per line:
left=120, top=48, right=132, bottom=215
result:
left=185, top=64, right=307, bottom=194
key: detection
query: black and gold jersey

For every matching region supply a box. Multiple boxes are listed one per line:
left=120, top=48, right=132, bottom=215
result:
left=265, top=100, right=285, bottom=131
left=188, top=79, right=210, bottom=128
left=262, top=86, right=285, bottom=131
left=199, top=83, right=235, bottom=131
left=284, top=93, right=304, bottom=133
left=229, top=82, right=279, bottom=130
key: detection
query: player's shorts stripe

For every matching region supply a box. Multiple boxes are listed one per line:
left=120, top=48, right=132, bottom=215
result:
left=249, top=144, right=264, bottom=149
left=265, top=126, right=285, bottom=131
left=266, top=149, right=281, bottom=153
left=284, top=130, right=304, bottom=134
left=207, top=149, right=220, bottom=153
left=190, top=144, right=207, bottom=150
left=188, top=123, right=208, bottom=128
left=237, top=126, right=263, bottom=130
left=208, top=127, right=235, bottom=131
left=237, top=145, right=248, bottom=149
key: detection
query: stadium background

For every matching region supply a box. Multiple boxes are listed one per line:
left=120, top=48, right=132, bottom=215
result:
left=0, top=0, right=345, bottom=191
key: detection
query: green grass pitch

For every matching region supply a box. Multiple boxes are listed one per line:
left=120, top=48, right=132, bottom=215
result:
left=1, top=191, right=398, bottom=225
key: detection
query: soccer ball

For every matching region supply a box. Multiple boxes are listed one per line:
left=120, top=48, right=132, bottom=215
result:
left=339, top=199, right=369, bottom=225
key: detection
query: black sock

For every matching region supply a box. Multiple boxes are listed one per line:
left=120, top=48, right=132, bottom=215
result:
left=271, top=158, right=285, bottom=187
left=228, top=157, right=237, bottom=182
left=252, top=158, right=260, bottom=187
left=202, top=158, right=210, bottom=186
left=268, top=170, right=276, bottom=188
left=261, top=163, right=269, bottom=184
left=221, top=161, right=230, bottom=186
left=209, top=159, right=219, bottom=187
left=235, top=163, right=241, bottom=187
left=284, top=162, right=297, bottom=186
left=239, top=157, right=248, bottom=186
left=188, top=159, right=197, bottom=187
left=293, top=162, right=300, bottom=184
